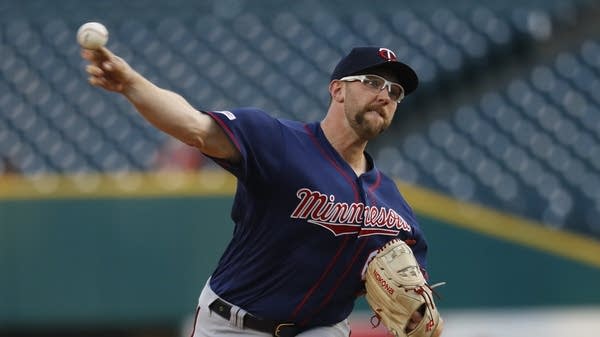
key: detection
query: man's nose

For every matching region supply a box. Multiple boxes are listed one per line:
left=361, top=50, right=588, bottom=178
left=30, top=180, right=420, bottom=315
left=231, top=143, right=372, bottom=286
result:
left=376, top=86, right=394, bottom=103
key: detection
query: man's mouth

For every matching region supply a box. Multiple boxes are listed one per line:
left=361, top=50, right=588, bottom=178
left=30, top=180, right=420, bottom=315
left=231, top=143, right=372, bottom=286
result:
left=367, top=108, right=385, bottom=118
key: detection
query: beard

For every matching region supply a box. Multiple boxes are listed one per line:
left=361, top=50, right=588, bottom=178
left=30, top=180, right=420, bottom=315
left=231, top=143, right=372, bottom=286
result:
left=350, top=104, right=391, bottom=140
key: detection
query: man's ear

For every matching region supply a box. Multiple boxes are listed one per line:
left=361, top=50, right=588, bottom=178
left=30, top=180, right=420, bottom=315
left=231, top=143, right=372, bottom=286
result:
left=329, top=80, right=344, bottom=103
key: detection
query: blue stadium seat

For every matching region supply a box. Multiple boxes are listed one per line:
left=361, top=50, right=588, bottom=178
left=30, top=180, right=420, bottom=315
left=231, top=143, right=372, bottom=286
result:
left=156, top=18, right=190, bottom=48
left=0, top=120, right=21, bottom=158
left=38, top=19, right=73, bottom=50
left=465, top=6, right=513, bottom=50
left=310, top=11, right=366, bottom=54
left=45, top=140, right=87, bottom=173
left=508, top=7, right=554, bottom=41
left=228, top=14, right=264, bottom=49
left=400, top=13, right=464, bottom=77
left=402, top=133, right=445, bottom=190
left=399, top=128, right=477, bottom=202
left=428, top=8, right=490, bottom=67
left=580, top=39, right=600, bottom=74
left=9, top=140, right=52, bottom=175
left=386, top=12, right=441, bottom=88
left=350, top=12, right=409, bottom=58
left=376, top=146, right=421, bottom=184
left=127, top=137, right=159, bottom=170
left=527, top=66, right=600, bottom=150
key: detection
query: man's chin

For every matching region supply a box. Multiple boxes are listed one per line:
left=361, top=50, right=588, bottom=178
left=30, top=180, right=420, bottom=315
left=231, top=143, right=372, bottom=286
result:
left=364, top=114, right=388, bottom=134
left=361, top=124, right=387, bottom=140
left=353, top=112, right=389, bottom=139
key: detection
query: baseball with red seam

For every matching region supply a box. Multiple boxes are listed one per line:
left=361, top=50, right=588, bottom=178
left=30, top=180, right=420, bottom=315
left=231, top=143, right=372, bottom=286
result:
left=77, top=22, right=108, bottom=49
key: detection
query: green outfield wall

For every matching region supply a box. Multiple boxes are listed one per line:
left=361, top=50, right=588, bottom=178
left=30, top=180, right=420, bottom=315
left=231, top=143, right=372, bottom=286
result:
left=1, top=173, right=599, bottom=327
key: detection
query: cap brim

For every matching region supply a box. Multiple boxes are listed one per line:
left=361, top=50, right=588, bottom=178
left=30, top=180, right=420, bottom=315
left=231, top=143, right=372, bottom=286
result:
left=355, top=62, right=419, bottom=95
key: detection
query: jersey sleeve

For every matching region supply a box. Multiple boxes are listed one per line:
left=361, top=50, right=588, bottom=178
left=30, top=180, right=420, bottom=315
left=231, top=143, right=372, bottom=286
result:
left=202, top=107, right=286, bottom=186
left=396, top=200, right=428, bottom=274
left=409, top=222, right=429, bottom=279
left=382, top=174, right=430, bottom=277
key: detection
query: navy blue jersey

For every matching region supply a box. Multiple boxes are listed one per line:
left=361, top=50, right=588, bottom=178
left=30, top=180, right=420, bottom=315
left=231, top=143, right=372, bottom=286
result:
left=204, top=108, right=428, bottom=328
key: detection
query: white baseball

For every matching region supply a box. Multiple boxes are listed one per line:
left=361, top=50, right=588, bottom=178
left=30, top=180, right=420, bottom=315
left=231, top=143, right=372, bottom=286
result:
left=77, top=22, right=109, bottom=49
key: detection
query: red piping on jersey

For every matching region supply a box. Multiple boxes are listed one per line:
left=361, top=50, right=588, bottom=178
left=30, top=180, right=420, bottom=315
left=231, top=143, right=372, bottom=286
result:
left=299, top=238, right=369, bottom=326
left=304, top=124, right=360, bottom=201
left=368, top=171, right=382, bottom=195
left=290, top=236, right=350, bottom=319
left=188, top=306, right=201, bottom=337
left=206, top=111, right=242, bottom=153
left=292, top=124, right=363, bottom=321
left=365, top=170, right=382, bottom=208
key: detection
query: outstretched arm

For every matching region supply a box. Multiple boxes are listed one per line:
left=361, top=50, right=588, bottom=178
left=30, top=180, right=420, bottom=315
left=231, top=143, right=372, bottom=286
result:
left=81, top=47, right=240, bottom=163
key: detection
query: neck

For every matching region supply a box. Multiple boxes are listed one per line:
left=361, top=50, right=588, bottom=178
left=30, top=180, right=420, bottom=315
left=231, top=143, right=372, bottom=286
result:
left=321, top=111, right=369, bottom=176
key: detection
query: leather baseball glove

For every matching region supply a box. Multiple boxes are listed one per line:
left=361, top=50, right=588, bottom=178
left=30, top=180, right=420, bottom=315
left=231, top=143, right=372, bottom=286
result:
left=364, top=239, right=443, bottom=337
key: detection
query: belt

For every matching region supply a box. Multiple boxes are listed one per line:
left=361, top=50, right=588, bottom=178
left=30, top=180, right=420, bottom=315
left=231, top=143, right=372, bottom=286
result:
left=208, top=298, right=299, bottom=337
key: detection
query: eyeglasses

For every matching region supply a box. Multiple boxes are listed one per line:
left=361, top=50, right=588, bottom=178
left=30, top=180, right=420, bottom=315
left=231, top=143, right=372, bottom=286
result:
left=339, top=74, right=405, bottom=103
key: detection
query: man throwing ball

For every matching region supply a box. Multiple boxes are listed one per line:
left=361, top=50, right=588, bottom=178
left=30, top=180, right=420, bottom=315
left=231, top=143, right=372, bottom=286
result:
left=82, top=40, right=443, bottom=337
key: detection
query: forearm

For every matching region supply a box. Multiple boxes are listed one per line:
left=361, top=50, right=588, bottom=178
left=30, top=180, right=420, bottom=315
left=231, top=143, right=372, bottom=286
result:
left=82, top=47, right=239, bottom=161
left=123, top=72, right=207, bottom=149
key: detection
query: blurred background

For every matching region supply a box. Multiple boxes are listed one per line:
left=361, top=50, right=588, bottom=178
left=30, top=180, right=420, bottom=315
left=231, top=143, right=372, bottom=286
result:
left=1, top=0, right=600, bottom=336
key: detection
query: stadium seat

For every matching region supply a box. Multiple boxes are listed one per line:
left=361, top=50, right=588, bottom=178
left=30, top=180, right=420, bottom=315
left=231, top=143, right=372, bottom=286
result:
left=466, top=6, right=513, bottom=50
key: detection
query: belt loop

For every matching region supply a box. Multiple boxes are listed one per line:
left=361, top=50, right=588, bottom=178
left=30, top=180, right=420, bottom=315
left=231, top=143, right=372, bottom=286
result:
left=230, top=306, right=248, bottom=329
left=228, top=306, right=238, bottom=328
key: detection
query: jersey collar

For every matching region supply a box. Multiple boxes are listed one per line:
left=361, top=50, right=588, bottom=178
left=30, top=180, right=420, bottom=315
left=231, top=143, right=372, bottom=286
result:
left=312, top=122, right=379, bottom=180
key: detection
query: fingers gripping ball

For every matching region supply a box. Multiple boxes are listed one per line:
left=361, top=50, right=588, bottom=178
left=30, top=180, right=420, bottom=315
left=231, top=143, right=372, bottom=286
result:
left=365, top=239, right=443, bottom=337
left=77, top=22, right=108, bottom=49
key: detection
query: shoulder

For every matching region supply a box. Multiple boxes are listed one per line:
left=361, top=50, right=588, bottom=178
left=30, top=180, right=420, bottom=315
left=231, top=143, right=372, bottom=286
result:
left=206, top=107, right=315, bottom=143
left=211, top=107, right=299, bottom=125
left=207, top=107, right=271, bottom=121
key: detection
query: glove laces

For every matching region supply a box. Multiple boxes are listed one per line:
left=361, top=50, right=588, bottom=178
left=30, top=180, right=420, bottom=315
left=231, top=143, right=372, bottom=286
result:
left=409, top=281, right=446, bottom=311
left=411, top=286, right=435, bottom=310
left=370, top=312, right=382, bottom=328
left=369, top=282, right=446, bottom=330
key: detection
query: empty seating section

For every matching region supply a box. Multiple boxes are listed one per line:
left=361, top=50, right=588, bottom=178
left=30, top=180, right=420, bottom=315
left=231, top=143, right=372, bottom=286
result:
left=383, top=41, right=600, bottom=232
left=0, top=0, right=598, bottom=235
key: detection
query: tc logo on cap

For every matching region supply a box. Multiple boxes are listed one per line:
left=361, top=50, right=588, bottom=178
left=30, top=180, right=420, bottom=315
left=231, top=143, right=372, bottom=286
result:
left=378, top=48, right=397, bottom=62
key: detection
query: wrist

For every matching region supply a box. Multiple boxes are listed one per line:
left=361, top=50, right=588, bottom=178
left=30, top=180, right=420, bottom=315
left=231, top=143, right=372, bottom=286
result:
left=121, top=71, right=148, bottom=98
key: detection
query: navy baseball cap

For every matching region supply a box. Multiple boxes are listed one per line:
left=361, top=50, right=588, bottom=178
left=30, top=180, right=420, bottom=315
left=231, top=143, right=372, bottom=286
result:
left=331, top=46, right=419, bottom=95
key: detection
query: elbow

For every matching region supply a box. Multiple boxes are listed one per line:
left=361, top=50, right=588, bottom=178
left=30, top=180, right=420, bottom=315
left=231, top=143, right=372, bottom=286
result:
left=174, top=125, right=205, bottom=149
left=182, top=133, right=205, bottom=150
left=181, top=112, right=209, bottom=150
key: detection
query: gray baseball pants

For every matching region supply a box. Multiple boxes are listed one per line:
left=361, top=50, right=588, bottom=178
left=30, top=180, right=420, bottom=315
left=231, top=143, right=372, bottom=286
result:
left=189, top=279, right=351, bottom=337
